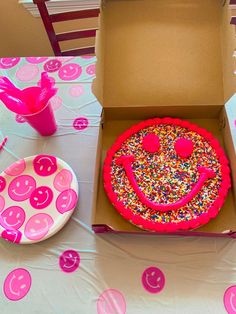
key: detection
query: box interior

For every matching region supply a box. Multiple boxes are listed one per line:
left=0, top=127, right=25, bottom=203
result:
left=92, top=0, right=236, bottom=234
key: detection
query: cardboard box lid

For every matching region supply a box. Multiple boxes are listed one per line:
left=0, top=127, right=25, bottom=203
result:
left=93, top=0, right=236, bottom=109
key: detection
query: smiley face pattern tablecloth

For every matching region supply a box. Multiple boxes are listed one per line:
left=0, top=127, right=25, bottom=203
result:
left=0, top=56, right=236, bottom=314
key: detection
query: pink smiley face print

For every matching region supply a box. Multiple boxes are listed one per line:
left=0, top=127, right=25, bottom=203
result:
left=30, top=186, right=53, bottom=209
left=86, top=64, right=96, bottom=75
left=0, top=57, right=20, bottom=69
left=16, top=64, right=39, bottom=82
left=0, top=195, right=5, bottom=212
left=69, top=84, right=84, bottom=97
left=33, top=155, right=57, bottom=177
left=97, top=289, right=126, bottom=314
left=224, top=285, right=236, bottom=314
left=4, top=268, right=32, bottom=301
left=1, top=229, right=22, bottom=244
left=56, top=189, right=78, bottom=214
left=142, top=266, right=165, bottom=294
left=0, top=206, right=26, bottom=230
left=44, top=59, right=62, bottom=72
left=73, top=117, right=89, bottom=130
left=26, top=57, right=48, bottom=64
left=54, top=169, right=73, bottom=192
left=15, top=114, right=26, bottom=123
left=8, top=175, right=36, bottom=202
left=59, top=250, right=80, bottom=273
left=24, top=213, right=54, bottom=241
left=0, top=176, right=6, bottom=192
left=58, top=63, right=82, bottom=81
left=50, top=95, right=62, bottom=111
left=5, top=159, right=26, bottom=176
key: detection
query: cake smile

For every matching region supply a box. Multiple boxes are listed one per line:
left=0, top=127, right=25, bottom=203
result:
left=116, top=155, right=216, bottom=212
left=104, top=117, right=230, bottom=232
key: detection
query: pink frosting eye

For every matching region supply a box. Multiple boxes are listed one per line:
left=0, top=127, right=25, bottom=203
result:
left=175, top=138, right=193, bottom=158
left=142, top=134, right=160, bottom=153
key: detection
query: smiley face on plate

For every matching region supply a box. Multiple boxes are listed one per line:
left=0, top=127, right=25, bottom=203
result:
left=0, top=206, right=25, bottom=230
left=54, top=169, right=73, bottom=192
left=24, top=213, right=54, bottom=241
left=5, top=159, right=26, bottom=176
left=33, top=155, right=57, bottom=177
left=30, top=186, right=53, bottom=209
left=56, top=189, right=78, bottom=214
left=104, top=118, right=231, bottom=232
left=0, top=176, right=6, bottom=192
left=8, top=175, right=36, bottom=202
left=1, top=229, right=22, bottom=244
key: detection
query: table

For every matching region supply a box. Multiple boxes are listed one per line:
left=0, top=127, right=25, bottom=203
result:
left=0, top=57, right=235, bottom=314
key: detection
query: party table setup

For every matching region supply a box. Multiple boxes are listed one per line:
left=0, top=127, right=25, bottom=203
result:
left=1, top=2, right=236, bottom=312
left=0, top=56, right=235, bottom=314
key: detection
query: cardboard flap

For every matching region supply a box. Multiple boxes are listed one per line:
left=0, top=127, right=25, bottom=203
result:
left=94, top=0, right=228, bottom=109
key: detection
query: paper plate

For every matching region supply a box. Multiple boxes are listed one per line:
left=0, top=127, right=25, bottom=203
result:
left=0, top=155, right=79, bottom=244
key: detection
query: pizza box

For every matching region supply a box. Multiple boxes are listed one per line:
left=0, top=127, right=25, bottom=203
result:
left=91, top=0, right=236, bottom=237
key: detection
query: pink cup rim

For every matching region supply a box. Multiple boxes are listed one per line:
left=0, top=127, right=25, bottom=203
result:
left=20, top=100, right=51, bottom=118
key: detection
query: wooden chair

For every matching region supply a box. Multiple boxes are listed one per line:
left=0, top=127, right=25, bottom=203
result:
left=33, top=0, right=100, bottom=56
left=230, top=0, right=236, bottom=25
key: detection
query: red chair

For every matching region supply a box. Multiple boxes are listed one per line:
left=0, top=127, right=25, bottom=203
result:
left=230, top=0, right=236, bottom=24
left=33, top=0, right=100, bottom=56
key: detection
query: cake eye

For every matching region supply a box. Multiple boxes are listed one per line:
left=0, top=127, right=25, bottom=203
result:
left=142, top=134, right=160, bottom=153
left=175, top=138, right=193, bottom=158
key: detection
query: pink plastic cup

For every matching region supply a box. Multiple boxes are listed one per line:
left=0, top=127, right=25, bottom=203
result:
left=21, top=101, right=57, bottom=136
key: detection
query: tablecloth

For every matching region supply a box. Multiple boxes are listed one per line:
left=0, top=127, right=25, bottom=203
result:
left=0, top=56, right=235, bottom=314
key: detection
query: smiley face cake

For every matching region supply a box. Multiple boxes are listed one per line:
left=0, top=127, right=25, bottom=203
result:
left=103, top=118, right=231, bottom=232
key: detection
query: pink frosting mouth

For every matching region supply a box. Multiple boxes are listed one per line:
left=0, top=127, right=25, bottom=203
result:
left=116, top=155, right=216, bottom=212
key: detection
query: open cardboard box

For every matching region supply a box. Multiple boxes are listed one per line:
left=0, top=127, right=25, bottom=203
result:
left=92, top=0, right=236, bottom=237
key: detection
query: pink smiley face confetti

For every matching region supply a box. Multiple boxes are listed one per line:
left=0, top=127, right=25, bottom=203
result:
left=73, top=117, right=89, bottom=131
left=0, top=195, right=5, bottom=212
left=24, top=213, right=54, bottom=241
left=0, top=176, right=6, bottom=192
left=58, top=63, right=82, bottom=81
left=44, top=59, right=62, bottom=72
left=5, top=159, right=26, bottom=176
left=8, top=175, right=36, bottom=202
left=54, top=169, right=73, bottom=192
left=224, top=285, right=236, bottom=314
left=26, top=57, right=48, bottom=64
left=33, top=155, right=57, bottom=177
left=97, top=289, right=126, bottom=314
left=142, top=266, right=165, bottom=294
left=0, top=206, right=26, bottom=230
left=0, top=57, right=20, bottom=69
left=4, top=268, right=32, bottom=301
left=86, top=64, right=96, bottom=75
left=50, top=95, right=62, bottom=111
left=1, top=229, right=22, bottom=244
left=16, top=64, right=39, bottom=82
left=59, top=250, right=80, bottom=273
left=56, top=189, right=78, bottom=214
left=30, top=186, right=53, bottom=210
left=104, top=117, right=231, bottom=232
left=15, top=114, right=26, bottom=124
left=69, top=84, right=84, bottom=97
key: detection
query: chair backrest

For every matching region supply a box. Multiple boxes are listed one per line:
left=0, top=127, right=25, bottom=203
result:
left=33, top=0, right=100, bottom=56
